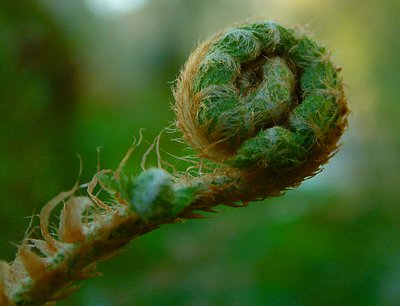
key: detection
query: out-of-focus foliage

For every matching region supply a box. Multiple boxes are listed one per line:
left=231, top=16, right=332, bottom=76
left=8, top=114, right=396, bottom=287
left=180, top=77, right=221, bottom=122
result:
left=0, top=0, right=399, bottom=305
left=0, top=0, right=79, bottom=257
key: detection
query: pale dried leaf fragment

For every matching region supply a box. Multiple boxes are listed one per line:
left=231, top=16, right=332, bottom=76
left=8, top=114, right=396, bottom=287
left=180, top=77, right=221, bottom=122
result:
left=87, top=170, right=113, bottom=211
left=18, top=244, right=46, bottom=281
left=40, top=186, right=77, bottom=252
left=0, top=261, right=11, bottom=306
left=59, top=196, right=92, bottom=243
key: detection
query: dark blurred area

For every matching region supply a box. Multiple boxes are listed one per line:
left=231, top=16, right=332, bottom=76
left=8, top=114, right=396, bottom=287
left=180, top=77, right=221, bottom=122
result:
left=1, top=0, right=399, bottom=305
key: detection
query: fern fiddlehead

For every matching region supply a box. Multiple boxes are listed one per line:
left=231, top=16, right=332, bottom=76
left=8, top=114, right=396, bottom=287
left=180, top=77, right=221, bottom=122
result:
left=0, top=20, right=348, bottom=305
left=175, top=20, right=347, bottom=211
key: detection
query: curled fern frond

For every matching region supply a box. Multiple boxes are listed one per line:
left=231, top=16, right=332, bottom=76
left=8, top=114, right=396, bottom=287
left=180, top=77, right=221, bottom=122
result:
left=1, top=20, right=348, bottom=305
left=175, top=20, right=348, bottom=209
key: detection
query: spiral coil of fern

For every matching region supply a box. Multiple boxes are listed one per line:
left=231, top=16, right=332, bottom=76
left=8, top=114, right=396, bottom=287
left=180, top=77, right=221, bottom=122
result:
left=0, top=20, right=348, bottom=305
left=175, top=20, right=348, bottom=210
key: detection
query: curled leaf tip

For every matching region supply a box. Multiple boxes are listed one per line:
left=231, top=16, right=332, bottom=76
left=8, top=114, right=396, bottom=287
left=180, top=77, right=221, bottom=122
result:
left=175, top=20, right=348, bottom=205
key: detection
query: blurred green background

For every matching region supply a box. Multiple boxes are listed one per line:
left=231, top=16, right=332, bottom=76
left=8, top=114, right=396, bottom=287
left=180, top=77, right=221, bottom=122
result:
left=1, top=0, right=399, bottom=305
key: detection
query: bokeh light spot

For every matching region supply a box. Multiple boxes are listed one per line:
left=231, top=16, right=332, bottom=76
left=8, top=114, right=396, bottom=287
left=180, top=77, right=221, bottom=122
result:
left=85, top=0, right=146, bottom=15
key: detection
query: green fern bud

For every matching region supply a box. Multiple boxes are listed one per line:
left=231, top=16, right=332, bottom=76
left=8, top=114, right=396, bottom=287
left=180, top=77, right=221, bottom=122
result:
left=175, top=20, right=348, bottom=206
